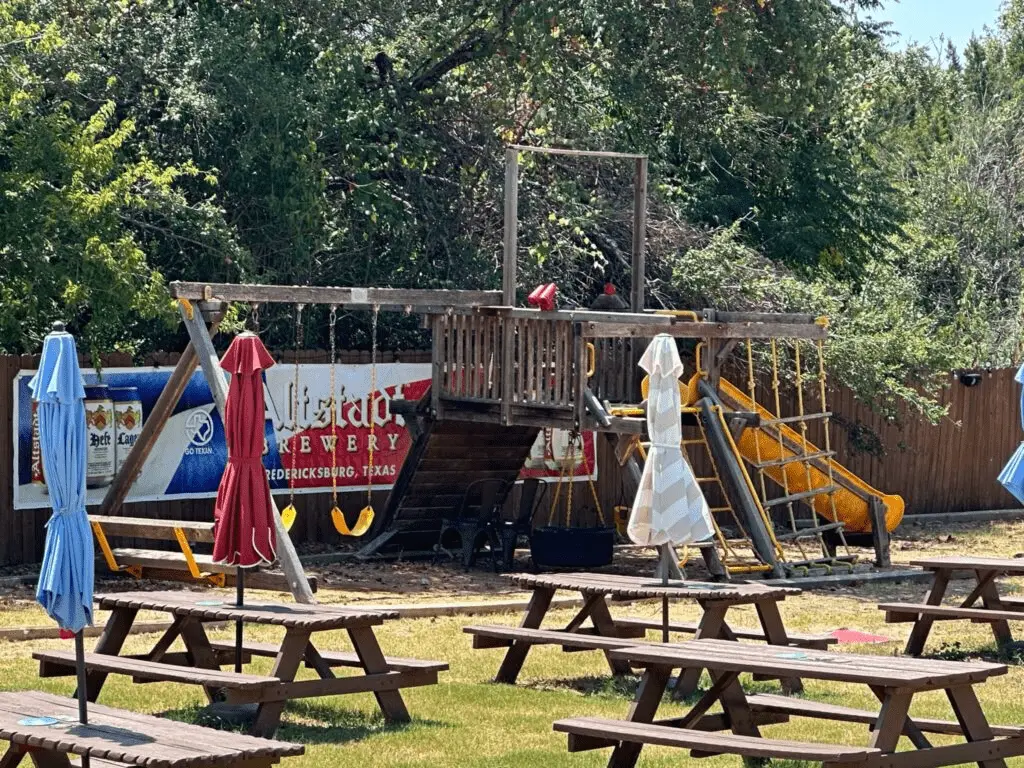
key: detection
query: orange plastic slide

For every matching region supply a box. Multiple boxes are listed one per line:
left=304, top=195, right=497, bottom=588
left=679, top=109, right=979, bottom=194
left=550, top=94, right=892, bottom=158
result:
left=692, top=375, right=904, bottom=534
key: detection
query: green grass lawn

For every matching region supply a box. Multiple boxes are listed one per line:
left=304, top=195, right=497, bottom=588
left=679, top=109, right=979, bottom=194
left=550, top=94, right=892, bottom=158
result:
left=4, top=570, right=1024, bottom=768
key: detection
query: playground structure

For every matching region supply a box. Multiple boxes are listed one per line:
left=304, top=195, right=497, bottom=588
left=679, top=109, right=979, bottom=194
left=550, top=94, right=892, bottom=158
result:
left=85, top=145, right=903, bottom=586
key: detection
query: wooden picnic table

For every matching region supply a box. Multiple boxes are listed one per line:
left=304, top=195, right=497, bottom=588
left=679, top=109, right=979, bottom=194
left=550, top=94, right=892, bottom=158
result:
left=0, top=690, right=303, bottom=768
left=33, top=591, right=447, bottom=738
left=466, top=572, right=821, bottom=696
left=880, top=556, right=1024, bottom=656
left=554, top=638, right=1024, bottom=768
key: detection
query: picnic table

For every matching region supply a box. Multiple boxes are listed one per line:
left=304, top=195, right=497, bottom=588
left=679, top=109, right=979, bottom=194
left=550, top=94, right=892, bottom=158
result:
left=0, top=690, right=303, bottom=768
left=33, top=591, right=447, bottom=738
left=554, top=638, right=1024, bottom=768
left=880, top=556, right=1024, bottom=656
left=466, top=572, right=826, bottom=696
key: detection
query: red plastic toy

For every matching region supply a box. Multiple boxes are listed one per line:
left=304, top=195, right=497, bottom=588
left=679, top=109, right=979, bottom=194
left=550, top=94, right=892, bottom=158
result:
left=527, top=283, right=557, bottom=311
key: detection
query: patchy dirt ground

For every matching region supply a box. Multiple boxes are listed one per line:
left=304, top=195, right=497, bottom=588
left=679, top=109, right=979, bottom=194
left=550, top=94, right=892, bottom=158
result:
left=0, top=516, right=1021, bottom=611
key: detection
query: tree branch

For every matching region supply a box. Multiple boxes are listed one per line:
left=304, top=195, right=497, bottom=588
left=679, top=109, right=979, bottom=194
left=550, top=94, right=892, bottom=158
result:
left=407, top=0, right=524, bottom=92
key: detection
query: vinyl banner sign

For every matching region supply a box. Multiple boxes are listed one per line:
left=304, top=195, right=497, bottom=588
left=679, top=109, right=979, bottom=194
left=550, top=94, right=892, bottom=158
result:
left=13, top=363, right=596, bottom=510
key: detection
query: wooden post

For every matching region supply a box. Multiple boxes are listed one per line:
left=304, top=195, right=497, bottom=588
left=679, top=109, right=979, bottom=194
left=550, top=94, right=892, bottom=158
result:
left=500, top=149, right=519, bottom=424
left=96, top=333, right=209, bottom=517
left=503, top=148, right=519, bottom=307
left=630, top=157, right=648, bottom=313
left=178, top=304, right=315, bottom=605
left=869, top=497, right=891, bottom=568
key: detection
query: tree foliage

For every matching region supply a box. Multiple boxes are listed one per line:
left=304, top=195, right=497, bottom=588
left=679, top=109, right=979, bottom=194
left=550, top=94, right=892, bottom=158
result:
left=1, top=0, right=1022, bottom=417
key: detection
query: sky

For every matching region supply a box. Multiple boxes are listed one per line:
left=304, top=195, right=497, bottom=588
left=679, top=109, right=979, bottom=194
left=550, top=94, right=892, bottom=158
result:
left=870, top=0, right=1003, bottom=52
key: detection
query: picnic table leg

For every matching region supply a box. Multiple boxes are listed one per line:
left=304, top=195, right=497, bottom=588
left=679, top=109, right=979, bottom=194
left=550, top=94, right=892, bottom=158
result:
left=587, top=597, right=632, bottom=677
left=78, top=606, right=138, bottom=702
left=495, top=587, right=555, bottom=684
left=947, top=684, right=1009, bottom=768
left=755, top=600, right=803, bottom=695
left=714, top=670, right=761, bottom=739
left=673, top=603, right=728, bottom=699
left=869, top=685, right=931, bottom=749
left=145, top=615, right=187, bottom=662
left=974, top=571, right=1014, bottom=648
left=608, top=665, right=672, bottom=768
left=0, top=744, right=26, bottom=768
left=251, top=628, right=313, bottom=738
left=25, top=752, right=70, bottom=768
left=348, top=626, right=412, bottom=724
left=869, top=690, right=914, bottom=753
left=178, top=617, right=229, bottom=703
left=905, top=570, right=950, bottom=656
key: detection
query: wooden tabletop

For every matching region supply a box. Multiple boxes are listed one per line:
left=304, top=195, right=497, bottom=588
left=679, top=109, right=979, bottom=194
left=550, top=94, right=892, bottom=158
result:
left=911, top=556, right=1024, bottom=575
left=0, top=691, right=303, bottom=768
left=96, top=591, right=399, bottom=629
left=508, top=572, right=801, bottom=600
left=609, top=639, right=1006, bottom=688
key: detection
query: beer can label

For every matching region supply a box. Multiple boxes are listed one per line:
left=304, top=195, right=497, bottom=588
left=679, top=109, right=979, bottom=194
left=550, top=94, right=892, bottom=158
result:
left=113, top=399, right=143, bottom=474
left=84, top=390, right=115, bottom=486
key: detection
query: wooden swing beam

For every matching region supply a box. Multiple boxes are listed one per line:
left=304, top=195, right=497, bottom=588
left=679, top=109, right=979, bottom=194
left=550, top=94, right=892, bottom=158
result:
left=169, top=282, right=501, bottom=312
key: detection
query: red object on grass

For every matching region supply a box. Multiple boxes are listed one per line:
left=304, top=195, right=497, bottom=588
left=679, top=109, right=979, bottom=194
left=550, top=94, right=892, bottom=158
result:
left=527, top=283, right=557, bottom=311
left=829, top=628, right=891, bottom=645
left=212, top=333, right=277, bottom=567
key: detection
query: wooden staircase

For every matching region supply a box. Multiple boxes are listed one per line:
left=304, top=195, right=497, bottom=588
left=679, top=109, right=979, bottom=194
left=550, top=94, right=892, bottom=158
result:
left=359, top=393, right=540, bottom=556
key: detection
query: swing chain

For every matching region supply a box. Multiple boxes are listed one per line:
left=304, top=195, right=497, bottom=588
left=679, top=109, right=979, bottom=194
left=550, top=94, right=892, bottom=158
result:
left=329, top=305, right=339, bottom=508
left=289, top=304, right=304, bottom=509
left=367, top=305, right=379, bottom=507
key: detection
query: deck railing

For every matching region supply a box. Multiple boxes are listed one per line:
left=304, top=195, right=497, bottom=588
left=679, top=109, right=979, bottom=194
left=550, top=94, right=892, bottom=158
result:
left=431, top=314, right=579, bottom=414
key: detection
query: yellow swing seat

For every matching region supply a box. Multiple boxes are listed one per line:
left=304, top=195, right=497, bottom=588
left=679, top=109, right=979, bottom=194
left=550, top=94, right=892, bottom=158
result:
left=331, top=504, right=374, bottom=537
left=280, top=503, right=298, bottom=532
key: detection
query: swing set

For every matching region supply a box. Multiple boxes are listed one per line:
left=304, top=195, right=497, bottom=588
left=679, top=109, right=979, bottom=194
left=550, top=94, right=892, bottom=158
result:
left=88, top=281, right=501, bottom=602
left=279, top=302, right=379, bottom=537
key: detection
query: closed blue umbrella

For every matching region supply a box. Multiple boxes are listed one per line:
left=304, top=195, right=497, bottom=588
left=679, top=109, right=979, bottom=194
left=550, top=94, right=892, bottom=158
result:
left=29, top=322, right=93, bottom=750
left=1000, top=363, right=1024, bottom=504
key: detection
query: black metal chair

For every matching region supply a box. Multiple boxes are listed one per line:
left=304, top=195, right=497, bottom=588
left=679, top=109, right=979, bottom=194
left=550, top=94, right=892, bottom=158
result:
left=497, top=478, right=548, bottom=570
left=435, top=478, right=511, bottom=571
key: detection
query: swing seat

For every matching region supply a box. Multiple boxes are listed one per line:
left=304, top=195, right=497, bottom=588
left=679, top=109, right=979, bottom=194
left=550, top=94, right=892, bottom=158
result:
left=332, top=505, right=375, bottom=537
left=280, top=503, right=298, bottom=532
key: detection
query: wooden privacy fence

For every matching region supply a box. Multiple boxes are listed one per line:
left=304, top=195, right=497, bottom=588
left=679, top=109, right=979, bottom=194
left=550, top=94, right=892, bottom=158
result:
left=2, top=349, right=1022, bottom=566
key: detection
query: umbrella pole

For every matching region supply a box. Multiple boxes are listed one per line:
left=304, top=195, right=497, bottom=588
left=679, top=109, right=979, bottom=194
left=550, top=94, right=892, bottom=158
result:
left=235, top=569, right=245, bottom=673
left=75, top=630, right=91, bottom=768
left=660, top=546, right=671, bottom=643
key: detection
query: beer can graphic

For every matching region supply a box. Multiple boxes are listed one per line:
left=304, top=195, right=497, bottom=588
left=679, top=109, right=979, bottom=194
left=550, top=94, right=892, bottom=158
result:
left=111, top=387, right=143, bottom=475
left=84, top=385, right=115, bottom=488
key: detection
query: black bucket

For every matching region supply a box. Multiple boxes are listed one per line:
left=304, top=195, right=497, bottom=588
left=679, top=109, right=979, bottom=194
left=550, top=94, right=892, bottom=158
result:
left=530, top=526, right=615, bottom=569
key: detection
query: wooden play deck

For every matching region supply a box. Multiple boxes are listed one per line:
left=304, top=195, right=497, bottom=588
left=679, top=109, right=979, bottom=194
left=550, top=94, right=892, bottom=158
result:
left=555, top=638, right=1024, bottom=768
left=0, top=691, right=303, bottom=768
left=880, top=556, right=1024, bottom=655
left=35, top=591, right=446, bottom=737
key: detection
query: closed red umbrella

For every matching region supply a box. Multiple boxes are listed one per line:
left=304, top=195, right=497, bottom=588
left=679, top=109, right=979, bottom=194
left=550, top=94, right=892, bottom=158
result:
left=213, top=332, right=278, bottom=674
left=213, top=332, right=278, bottom=567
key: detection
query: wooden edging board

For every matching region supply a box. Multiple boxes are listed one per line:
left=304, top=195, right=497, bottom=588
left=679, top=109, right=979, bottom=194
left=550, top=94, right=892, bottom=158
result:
left=0, top=620, right=229, bottom=643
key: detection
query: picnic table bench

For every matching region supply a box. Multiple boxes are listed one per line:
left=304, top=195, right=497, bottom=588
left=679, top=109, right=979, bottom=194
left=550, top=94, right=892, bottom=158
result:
left=554, top=638, right=1024, bottom=768
left=466, top=572, right=815, bottom=696
left=34, top=591, right=447, bottom=738
left=880, top=556, right=1024, bottom=655
left=0, top=691, right=303, bottom=768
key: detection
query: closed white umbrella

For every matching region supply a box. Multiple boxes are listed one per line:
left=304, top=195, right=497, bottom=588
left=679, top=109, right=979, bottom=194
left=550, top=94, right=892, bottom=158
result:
left=628, top=334, right=714, bottom=640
